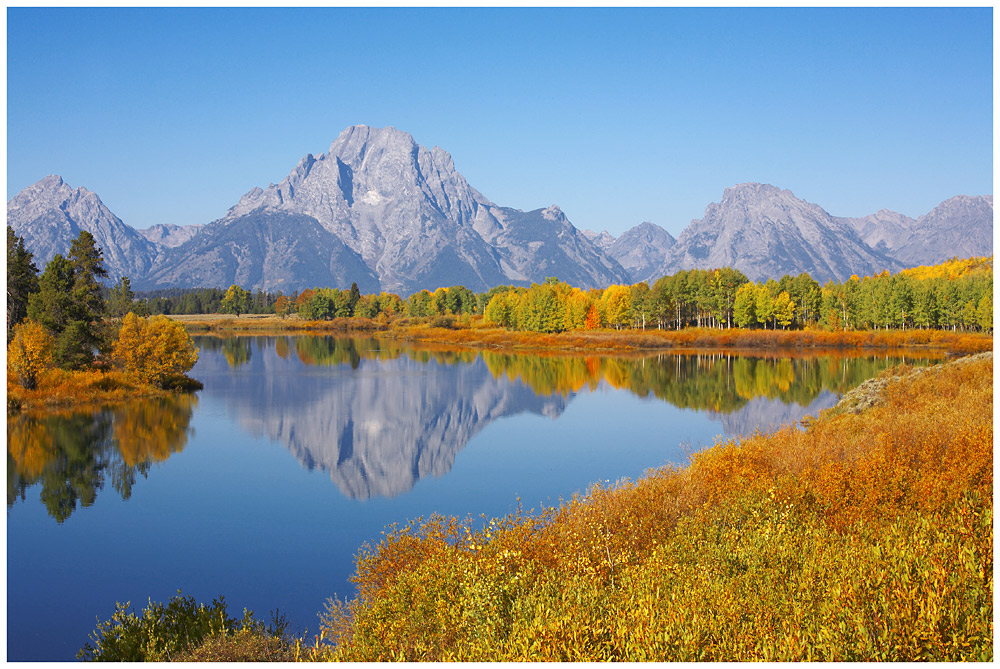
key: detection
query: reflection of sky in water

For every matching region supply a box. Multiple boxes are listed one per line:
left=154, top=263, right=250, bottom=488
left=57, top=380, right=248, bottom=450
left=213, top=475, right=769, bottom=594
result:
left=6, top=338, right=931, bottom=661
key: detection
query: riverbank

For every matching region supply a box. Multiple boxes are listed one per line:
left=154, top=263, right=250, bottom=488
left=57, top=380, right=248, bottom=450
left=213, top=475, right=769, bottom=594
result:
left=302, top=352, right=992, bottom=661
left=170, top=314, right=993, bottom=354
left=7, top=368, right=201, bottom=413
left=170, top=314, right=992, bottom=355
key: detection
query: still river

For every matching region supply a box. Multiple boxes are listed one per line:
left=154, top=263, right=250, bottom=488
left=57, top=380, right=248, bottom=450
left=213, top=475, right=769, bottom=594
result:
left=6, top=335, right=936, bottom=660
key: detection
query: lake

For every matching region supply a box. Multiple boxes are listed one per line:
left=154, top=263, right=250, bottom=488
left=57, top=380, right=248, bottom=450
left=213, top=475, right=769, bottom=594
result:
left=6, top=335, right=935, bottom=660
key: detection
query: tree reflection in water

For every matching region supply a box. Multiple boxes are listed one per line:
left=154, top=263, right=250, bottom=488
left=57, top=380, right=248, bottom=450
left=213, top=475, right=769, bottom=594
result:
left=7, top=394, right=197, bottom=523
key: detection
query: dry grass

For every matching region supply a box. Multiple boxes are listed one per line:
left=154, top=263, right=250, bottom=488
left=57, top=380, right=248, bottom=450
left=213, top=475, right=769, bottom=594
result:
left=7, top=367, right=190, bottom=412
left=386, top=323, right=992, bottom=355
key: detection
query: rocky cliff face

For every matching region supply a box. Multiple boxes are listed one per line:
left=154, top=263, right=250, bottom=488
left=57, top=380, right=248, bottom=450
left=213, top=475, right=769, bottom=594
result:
left=839, top=195, right=993, bottom=267
left=6, top=175, right=159, bottom=279
left=581, top=229, right=616, bottom=251
left=658, top=183, right=902, bottom=283
left=136, top=223, right=200, bottom=248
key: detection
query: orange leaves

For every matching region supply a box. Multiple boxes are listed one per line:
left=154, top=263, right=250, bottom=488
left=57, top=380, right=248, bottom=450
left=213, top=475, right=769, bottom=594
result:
left=111, top=313, right=199, bottom=387
left=7, top=319, right=54, bottom=390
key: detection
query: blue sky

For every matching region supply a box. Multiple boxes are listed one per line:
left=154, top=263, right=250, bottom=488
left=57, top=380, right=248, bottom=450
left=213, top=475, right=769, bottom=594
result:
left=6, top=7, right=993, bottom=237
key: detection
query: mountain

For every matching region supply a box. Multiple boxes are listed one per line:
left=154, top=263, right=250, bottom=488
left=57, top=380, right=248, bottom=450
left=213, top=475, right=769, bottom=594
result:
left=838, top=208, right=915, bottom=256
left=605, top=221, right=676, bottom=283
left=6, top=175, right=159, bottom=280
left=890, top=195, right=993, bottom=266
left=581, top=229, right=616, bottom=251
left=657, top=183, right=903, bottom=284
left=839, top=195, right=994, bottom=267
left=143, top=210, right=381, bottom=294
left=7, top=131, right=992, bottom=292
left=186, top=125, right=630, bottom=294
left=136, top=223, right=200, bottom=248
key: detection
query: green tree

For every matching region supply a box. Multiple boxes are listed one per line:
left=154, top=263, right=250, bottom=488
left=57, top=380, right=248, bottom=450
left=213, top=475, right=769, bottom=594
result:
left=107, top=276, right=137, bottom=319
left=27, top=255, right=80, bottom=366
left=25, top=231, right=110, bottom=368
left=7, top=226, right=39, bottom=342
left=67, top=230, right=109, bottom=323
left=221, top=285, right=251, bottom=318
left=348, top=282, right=361, bottom=314
left=733, top=283, right=757, bottom=328
left=976, top=293, right=992, bottom=331
left=712, top=267, right=749, bottom=328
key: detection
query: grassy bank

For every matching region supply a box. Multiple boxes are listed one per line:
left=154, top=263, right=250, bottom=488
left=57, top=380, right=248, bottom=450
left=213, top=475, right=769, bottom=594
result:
left=299, top=353, right=992, bottom=661
left=168, top=313, right=389, bottom=334
left=387, top=321, right=993, bottom=354
left=172, top=313, right=992, bottom=355
left=7, top=368, right=201, bottom=413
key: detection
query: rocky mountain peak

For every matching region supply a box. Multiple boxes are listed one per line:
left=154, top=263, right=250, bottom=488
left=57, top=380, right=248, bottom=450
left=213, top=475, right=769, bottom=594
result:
left=6, top=175, right=158, bottom=280
left=541, top=204, right=565, bottom=221
left=661, top=183, right=899, bottom=283
left=605, top=221, right=676, bottom=283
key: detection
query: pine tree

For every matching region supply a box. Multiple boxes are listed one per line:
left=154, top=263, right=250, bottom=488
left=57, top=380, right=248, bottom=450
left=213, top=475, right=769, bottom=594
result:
left=107, top=276, right=137, bottom=319
left=7, top=226, right=40, bottom=342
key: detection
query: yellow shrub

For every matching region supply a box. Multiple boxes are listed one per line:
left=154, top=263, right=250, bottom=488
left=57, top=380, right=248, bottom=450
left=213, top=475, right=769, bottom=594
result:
left=111, top=313, right=199, bottom=387
left=7, top=319, right=54, bottom=390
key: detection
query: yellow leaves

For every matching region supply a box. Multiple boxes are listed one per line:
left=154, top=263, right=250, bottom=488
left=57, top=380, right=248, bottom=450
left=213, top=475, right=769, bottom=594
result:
left=7, top=319, right=54, bottom=390
left=111, top=313, right=199, bottom=387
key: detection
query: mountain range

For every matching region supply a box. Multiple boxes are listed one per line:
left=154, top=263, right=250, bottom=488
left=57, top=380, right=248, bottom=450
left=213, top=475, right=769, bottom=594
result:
left=7, top=125, right=993, bottom=294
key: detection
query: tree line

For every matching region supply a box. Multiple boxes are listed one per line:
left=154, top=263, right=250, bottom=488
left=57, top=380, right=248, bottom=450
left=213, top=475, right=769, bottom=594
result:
left=196, top=259, right=991, bottom=334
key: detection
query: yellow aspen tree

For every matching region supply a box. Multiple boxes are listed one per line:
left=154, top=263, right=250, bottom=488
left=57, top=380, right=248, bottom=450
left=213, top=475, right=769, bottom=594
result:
left=7, top=319, right=54, bottom=390
left=112, top=313, right=199, bottom=387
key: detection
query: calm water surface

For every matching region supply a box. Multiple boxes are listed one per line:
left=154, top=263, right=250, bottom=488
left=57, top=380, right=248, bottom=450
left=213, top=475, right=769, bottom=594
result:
left=7, top=336, right=935, bottom=660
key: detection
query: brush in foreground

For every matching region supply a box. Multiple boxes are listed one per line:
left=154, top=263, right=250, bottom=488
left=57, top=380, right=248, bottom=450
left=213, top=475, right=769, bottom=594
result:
left=306, top=354, right=992, bottom=661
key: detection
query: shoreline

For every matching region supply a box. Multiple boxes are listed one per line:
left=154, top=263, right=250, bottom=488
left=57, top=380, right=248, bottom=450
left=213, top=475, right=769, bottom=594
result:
left=168, top=313, right=993, bottom=356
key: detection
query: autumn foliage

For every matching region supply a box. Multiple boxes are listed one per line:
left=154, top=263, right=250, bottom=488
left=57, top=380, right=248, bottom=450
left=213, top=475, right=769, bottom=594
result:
left=111, top=313, right=199, bottom=388
left=303, top=354, right=992, bottom=661
left=7, top=319, right=54, bottom=390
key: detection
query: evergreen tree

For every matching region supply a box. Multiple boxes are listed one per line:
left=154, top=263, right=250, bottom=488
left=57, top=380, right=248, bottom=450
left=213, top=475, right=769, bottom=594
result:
left=107, top=276, right=137, bottom=319
left=7, top=226, right=40, bottom=342
left=67, top=231, right=108, bottom=322
left=27, top=255, right=75, bottom=337
left=349, top=281, right=361, bottom=313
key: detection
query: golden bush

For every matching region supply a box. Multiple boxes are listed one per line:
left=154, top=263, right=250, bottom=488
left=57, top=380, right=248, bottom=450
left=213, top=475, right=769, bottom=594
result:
left=7, top=319, right=54, bottom=390
left=111, top=313, right=199, bottom=387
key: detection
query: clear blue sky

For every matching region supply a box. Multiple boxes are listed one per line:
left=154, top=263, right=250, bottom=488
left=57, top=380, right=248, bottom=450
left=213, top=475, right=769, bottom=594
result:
left=7, top=7, right=993, bottom=237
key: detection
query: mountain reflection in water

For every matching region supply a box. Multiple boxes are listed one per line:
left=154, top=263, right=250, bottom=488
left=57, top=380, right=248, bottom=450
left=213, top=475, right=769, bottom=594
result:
left=7, top=337, right=932, bottom=519
left=195, top=337, right=929, bottom=500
